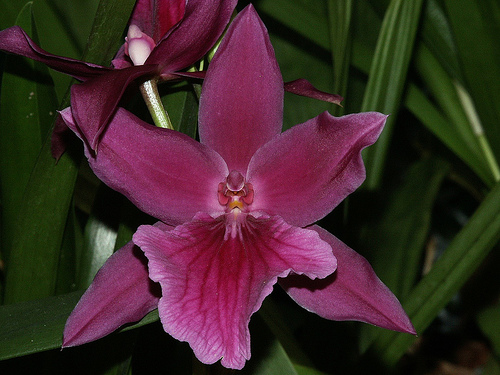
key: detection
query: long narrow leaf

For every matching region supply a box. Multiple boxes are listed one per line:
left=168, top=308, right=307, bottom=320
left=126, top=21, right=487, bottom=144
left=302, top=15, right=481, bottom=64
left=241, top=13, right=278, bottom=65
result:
left=368, top=181, right=500, bottom=366
left=420, top=0, right=461, bottom=80
left=443, top=0, right=500, bottom=161
left=359, top=157, right=449, bottom=351
left=3, top=131, right=79, bottom=303
left=415, top=45, right=479, bottom=156
left=0, top=291, right=82, bottom=359
left=361, top=0, right=424, bottom=189
left=240, top=313, right=299, bottom=375
left=32, top=0, right=100, bottom=100
left=3, top=0, right=137, bottom=304
left=477, top=303, right=500, bottom=358
left=327, top=0, right=352, bottom=115
left=0, top=291, right=158, bottom=361
left=0, top=0, right=27, bottom=29
left=77, top=185, right=120, bottom=290
left=351, top=39, right=493, bottom=186
left=257, top=0, right=330, bottom=50
left=0, top=2, right=56, bottom=264
left=82, top=0, right=136, bottom=66
left=404, top=83, right=493, bottom=186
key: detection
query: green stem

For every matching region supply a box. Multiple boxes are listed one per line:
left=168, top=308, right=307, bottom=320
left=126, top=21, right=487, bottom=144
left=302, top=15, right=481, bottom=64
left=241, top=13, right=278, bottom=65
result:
left=140, top=79, right=173, bottom=129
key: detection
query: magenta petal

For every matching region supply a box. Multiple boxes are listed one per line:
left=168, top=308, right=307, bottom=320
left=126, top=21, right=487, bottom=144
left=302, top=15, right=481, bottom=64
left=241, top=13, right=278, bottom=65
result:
left=285, top=79, right=344, bottom=105
left=130, top=0, right=186, bottom=42
left=70, top=65, right=158, bottom=150
left=247, top=111, right=387, bottom=227
left=280, top=226, right=416, bottom=334
left=149, top=0, right=237, bottom=70
left=60, top=107, right=228, bottom=226
left=198, top=5, right=284, bottom=172
left=133, top=213, right=336, bottom=369
left=0, top=26, right=108, bottom=81
left=63, top=240, right=161, bottom=347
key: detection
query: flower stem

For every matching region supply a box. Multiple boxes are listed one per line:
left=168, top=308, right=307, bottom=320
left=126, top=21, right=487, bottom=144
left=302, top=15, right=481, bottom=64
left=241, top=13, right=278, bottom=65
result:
left=140, top=79, right=173, bottom=130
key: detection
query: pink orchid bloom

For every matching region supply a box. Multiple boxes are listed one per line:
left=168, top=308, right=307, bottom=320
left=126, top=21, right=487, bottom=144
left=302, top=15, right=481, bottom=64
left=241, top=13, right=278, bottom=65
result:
left=59, top=5, right=415, bottom=370
left=0, top=0, right=237, bottom=155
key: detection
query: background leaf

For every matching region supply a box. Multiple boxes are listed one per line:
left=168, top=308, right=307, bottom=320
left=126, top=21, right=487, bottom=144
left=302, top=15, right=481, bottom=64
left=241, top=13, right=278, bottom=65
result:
left=1, top=0, right=136, bottom=301
left=358, top=157, right=449, bottom=351
left=0, top=291, right=158, bottom=361
left=327, top=0, right=352, bottom=115
left=360, top=0, right=424, bottom=189
left=0, top=2, right=62, bottom=303
left=32, top=0, right=100, bottom=100
left=443, top=0, right=500, bottom=160
left=368, top=180, right=500, bottom=366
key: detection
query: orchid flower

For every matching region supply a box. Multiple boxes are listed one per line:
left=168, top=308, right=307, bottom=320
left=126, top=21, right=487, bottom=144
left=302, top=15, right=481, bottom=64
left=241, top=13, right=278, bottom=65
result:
left=0, top=0, right=237, bottom=154
left=59, top=5, right=414, bottom=370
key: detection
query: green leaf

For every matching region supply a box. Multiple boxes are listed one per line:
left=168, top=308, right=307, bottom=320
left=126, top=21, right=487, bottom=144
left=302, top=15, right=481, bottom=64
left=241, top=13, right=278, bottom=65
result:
left=413, top=43, right=499, bottom=186
left=293, top=365, right=328, bottom=375
left=0, top=3, right=61, bottom=302
left=82, top=0, right=136, bottom=65
left=404, top=82, right=493, bottom=187
left=113, top=199, right=153, bottom=252
left=443, top=0, right=500, bottom=161
left=358, top=157, right=449, bottom=351
left=176, top=86, right=199, bottom=139
left=414, top=45, right=479, bottom=157
left=256, top=0, right=330, bottom=50
left=477, top=303, right=500, bottom=358
left=0, top=291, right=82, bottom=359
left=351, top=37, right=494, bottom=186
left=327, top=0, right=352, bottom=115
left=77, top=185, right=120, bottom=290
left=420, top=0, right=461, bottom=80
left=254, top=0, right=337, bottom=127
left=360, top=0, right=425, bottom=189
left=3, top=133, right=79, bottom=304
left=367, top=157, right=449, bottom=299
left=367, top=180, right=500, bottom=366
left=161, top=81, right=199, bottom=139
left=3, top=0, right=138, bottom=304
left=241, top=314, right=299, bottom=375
left=32, top=0, right=100, bottom=100
left=0, top=0, right=29, bottom=29
left=33, top=0, right=99, bottom=57
left=270, top=34, right=333, bottom=130
left=0, top=291, right=158, bottom=361
left=477, top=302, right=500, bottom=374
left=0, top=2, right=57, bottom=261
left=54, top=205, right=80, bottom=294
left=259, top=298, right=316, bottom=369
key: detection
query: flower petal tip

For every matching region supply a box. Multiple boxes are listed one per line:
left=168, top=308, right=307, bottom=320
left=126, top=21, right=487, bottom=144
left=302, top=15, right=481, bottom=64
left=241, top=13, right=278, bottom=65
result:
left=284, top=78, right=344, bottom=105
left=281, top=226, right=415, bottom=335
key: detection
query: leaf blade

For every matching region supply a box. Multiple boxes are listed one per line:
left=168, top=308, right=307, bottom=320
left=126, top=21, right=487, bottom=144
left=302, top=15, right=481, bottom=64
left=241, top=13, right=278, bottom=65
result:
left=360, top=0, right=425, bottom=189
left=368, top=181, right=500, bottom=366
